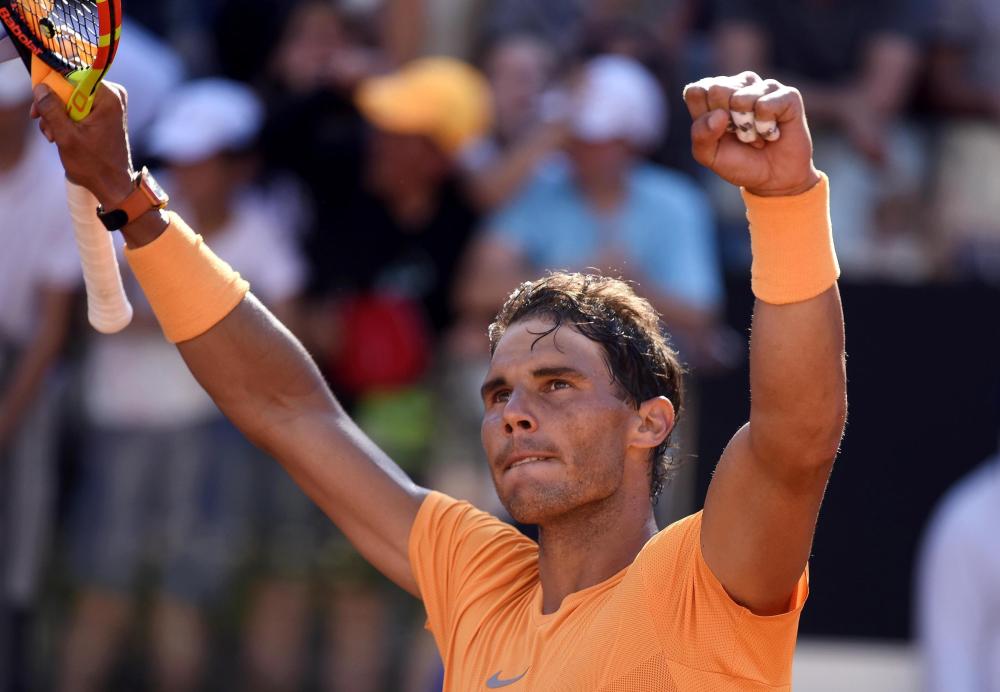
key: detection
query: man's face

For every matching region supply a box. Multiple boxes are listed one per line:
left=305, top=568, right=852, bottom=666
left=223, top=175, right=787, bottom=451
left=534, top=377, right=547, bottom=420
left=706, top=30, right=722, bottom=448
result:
left=169, top=153, right=237, bottom=211
left=566, top=137, right=634, bottom=189
left=480, top=317, right=637, bottom=525
left=366, top=129, right=448, bottom=197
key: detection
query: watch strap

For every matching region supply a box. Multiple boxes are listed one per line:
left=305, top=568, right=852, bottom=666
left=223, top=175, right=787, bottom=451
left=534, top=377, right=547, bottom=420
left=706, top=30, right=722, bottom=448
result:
left=97, top=168, right=167, bottom=231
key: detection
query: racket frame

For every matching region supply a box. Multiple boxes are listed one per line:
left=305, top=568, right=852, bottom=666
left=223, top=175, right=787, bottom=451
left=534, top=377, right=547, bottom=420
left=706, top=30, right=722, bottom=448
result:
left=0, top=0, right=121, bottom=120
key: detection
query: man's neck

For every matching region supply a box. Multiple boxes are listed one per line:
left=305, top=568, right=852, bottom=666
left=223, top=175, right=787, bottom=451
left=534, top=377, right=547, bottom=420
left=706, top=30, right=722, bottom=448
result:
left=384, top=183, right=439, bottom=231
left=577, top=175, right=627, bottom=214
left=535, top=489, right=657, bottom=615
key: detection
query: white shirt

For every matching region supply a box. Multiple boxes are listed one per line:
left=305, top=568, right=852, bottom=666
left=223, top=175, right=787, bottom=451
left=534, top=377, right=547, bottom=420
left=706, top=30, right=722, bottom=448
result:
left=0, top=129, right=81, bottom=345
left=82, top=190, right=305, bottom=428
left=917, top=455, right=1000, bottom=691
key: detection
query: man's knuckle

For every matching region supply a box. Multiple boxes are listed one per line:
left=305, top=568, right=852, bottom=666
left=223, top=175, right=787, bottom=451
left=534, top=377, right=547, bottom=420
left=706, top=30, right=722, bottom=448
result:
left=707, top=84, right=732, bottom=103
left=730, top=93, right=755, bottom=111
left=683, top=83, right=708, bottom=101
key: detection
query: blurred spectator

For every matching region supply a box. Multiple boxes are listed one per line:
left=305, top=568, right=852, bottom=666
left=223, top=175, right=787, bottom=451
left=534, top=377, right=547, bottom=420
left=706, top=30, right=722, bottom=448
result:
left=713, top=0, right=931, bottom=280
left=263, top=1, right=388, bottom=97
left=461, top=32, right=566, bottom=211
left=925, top=0, right=1000, bottom=280
left=458, top=55, right=728, bottom=369
left=126, top=2, right=220, bottom=76
left=579, top=14, right=702, bottom=176
left=260, top=1, right=384, bottom=245
left=307, top=56, right=491, bottom=419
left=257, top=56, right=493, bottom=691
left=917, top=453, right=1000, bottom=690
left=105, top=19, right=186, bottom=151
left=0, top=62, right=80, bottom=692
left=214, top=0, right=424, bottom=85
left=58, top=80, right=305, bottom=692
left=469, top=0, right=646, bottom=59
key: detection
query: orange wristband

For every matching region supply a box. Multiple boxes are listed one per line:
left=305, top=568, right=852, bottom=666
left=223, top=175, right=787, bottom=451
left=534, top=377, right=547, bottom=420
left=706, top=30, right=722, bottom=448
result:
left=124, top=212, right=250, bottom=343
left=742, top=172, right=840, bottom=305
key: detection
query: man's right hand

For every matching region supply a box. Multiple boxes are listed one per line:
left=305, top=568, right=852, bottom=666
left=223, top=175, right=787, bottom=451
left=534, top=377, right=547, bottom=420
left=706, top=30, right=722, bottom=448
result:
left=31, top=82, right=136, bottom=210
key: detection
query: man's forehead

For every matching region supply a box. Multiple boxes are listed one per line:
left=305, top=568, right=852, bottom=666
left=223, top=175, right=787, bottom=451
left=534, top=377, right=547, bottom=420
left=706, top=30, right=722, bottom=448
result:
left=492, top=318, right=562, bottom=357
left=489, top=318, right=601, bottom=372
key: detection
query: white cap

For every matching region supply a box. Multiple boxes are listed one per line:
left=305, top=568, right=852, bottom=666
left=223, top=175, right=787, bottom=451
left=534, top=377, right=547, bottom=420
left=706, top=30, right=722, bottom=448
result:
left=148, top=78, right=263, bottom=164
left=571, top=55, right=666, bottom=149
left=0, top=59, right=32, bottom=107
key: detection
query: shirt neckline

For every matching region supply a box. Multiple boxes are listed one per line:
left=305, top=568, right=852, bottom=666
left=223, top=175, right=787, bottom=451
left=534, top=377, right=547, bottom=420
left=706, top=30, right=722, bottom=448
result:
left=529, top=563, right=630, bottom=627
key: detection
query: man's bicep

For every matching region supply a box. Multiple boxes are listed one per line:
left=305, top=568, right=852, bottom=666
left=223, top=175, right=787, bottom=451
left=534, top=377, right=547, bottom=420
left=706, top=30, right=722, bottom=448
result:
left=701, top=424, right=828, bottom=615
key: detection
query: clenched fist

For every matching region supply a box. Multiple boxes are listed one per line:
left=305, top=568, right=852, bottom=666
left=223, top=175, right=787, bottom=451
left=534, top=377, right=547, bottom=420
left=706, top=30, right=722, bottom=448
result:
left=683, top=72, right=820, bottom=197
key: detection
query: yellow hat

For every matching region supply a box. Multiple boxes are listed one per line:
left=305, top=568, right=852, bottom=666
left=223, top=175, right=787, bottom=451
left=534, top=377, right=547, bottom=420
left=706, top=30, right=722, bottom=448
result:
left=357, top=57, right=493, bottom=155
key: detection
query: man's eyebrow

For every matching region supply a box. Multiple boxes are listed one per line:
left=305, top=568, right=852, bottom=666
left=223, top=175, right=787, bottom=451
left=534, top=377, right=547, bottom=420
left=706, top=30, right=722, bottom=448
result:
left=531, top=366, right=586, bottom=380
left=480, top=376, right=508, bottom=401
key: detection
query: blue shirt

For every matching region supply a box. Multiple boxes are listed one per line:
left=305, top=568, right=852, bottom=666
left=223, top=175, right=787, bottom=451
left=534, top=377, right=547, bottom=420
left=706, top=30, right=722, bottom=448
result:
left=489, top=161, right=722, bottom=310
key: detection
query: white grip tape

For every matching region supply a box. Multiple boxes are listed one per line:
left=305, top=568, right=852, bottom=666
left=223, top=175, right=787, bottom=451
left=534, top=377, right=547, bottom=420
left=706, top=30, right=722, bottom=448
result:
left=65, top=179, right=133, bottom=333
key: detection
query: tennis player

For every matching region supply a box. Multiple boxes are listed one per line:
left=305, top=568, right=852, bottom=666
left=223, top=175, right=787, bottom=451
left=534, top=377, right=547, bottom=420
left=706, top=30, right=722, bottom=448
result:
left=33, top=69, right=845, bottom=690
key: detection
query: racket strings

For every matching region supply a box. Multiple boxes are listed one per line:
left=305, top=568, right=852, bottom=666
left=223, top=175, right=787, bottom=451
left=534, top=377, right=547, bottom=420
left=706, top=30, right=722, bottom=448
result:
left=12, top=0, right=99, bottom=71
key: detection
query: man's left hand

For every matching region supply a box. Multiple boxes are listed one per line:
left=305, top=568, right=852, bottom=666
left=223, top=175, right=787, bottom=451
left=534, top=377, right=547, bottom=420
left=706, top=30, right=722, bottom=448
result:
left=682, top=72, right=820, bottom=197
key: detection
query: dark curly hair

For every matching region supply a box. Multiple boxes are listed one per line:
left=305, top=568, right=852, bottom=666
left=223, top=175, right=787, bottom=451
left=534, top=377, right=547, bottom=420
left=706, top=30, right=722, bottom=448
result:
left=488, top=272, right=685, bottom=501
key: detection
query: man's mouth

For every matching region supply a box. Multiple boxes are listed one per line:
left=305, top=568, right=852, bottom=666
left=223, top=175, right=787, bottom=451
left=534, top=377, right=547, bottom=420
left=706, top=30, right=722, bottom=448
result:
left=506, top=455, right=556, bottom=471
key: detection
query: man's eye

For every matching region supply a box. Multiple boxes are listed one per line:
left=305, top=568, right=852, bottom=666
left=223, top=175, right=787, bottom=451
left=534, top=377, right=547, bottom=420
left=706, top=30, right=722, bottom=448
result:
left=493, top=390, right=511, bottom=403
left=547, top=380, right=571, bottom=391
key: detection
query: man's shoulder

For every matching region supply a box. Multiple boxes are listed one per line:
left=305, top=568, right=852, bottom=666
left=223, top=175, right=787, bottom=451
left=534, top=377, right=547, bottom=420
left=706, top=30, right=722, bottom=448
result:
left=410, top=492, right=539, bottom=628
left=414, top=491, right=537, bottom=560
left=628, top=510, right=705, bottom=589
left=642, top=511, right=703, bottom=555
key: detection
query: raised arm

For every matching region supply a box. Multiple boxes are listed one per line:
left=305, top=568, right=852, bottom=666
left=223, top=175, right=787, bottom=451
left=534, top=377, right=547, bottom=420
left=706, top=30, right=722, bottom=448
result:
left=32, top=83, right=427, bottom=595
left=682, top=73, right=847, bottom=614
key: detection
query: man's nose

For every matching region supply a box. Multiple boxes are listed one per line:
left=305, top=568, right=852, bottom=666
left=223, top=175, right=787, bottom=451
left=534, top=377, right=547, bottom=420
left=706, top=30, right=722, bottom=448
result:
left=502, top=390, right=538, bottom=434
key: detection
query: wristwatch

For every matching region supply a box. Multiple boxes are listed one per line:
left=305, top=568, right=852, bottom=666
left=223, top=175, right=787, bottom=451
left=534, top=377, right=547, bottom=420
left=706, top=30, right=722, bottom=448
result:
left=96, top=167, right=170, bottom=231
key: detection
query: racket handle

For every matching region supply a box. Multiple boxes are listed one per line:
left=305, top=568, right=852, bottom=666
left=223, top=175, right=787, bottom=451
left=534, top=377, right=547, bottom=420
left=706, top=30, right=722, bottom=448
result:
left=65, top=179, right=133, bottom=333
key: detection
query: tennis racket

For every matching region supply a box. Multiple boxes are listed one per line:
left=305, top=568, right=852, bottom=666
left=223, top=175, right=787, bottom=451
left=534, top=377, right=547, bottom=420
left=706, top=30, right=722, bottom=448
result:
left=0, top=0, right=132, bottom=333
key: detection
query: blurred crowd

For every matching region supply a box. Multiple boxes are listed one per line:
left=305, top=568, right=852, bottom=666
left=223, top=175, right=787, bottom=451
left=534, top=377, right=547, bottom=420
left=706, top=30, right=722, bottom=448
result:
left=1, top=0, right=998, bottom=690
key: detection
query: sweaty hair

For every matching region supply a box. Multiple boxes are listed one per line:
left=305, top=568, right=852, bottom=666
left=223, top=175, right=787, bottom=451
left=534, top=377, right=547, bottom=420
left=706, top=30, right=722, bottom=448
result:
left=488, top=272, right=685, bottom=501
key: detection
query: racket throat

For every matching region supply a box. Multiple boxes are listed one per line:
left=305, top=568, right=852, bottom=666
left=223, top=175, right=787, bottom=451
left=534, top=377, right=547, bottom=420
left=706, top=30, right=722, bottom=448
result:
left=30, top=55, right=96, bottom=121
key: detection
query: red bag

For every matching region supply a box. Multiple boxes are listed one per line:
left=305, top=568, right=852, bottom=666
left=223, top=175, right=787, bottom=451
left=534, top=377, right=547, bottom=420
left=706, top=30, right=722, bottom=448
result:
left=330, top=293, right=432, bottom=396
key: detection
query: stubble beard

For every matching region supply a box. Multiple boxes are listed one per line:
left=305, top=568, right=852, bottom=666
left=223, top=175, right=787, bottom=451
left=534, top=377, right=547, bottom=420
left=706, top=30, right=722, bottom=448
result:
left=496, top=451, right=625, bottom=526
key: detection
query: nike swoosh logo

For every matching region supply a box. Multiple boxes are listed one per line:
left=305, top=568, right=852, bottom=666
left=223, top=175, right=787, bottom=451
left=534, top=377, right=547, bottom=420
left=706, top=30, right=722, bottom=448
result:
left=485, top=668, right=529, bottom=688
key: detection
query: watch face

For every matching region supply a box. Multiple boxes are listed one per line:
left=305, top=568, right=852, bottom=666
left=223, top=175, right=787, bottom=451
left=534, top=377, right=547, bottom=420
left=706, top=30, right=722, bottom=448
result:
left=142, top=169, right=170, bottom=206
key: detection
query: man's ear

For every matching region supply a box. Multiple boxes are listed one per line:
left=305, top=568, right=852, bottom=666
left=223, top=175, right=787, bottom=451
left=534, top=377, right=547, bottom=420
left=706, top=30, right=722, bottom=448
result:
left=628, top=396, right=675, bottom=451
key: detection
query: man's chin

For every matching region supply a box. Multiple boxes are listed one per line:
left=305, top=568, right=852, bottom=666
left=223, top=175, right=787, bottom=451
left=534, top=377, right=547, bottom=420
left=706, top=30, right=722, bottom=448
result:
left=498, top=487, right=570, bottom=526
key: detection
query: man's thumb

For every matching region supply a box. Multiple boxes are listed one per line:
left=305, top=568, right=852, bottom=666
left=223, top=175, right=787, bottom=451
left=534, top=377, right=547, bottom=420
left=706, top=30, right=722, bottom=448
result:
left=32, top=84, right=71, bottom=134
left=690, top=109, right=728, bottom=167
